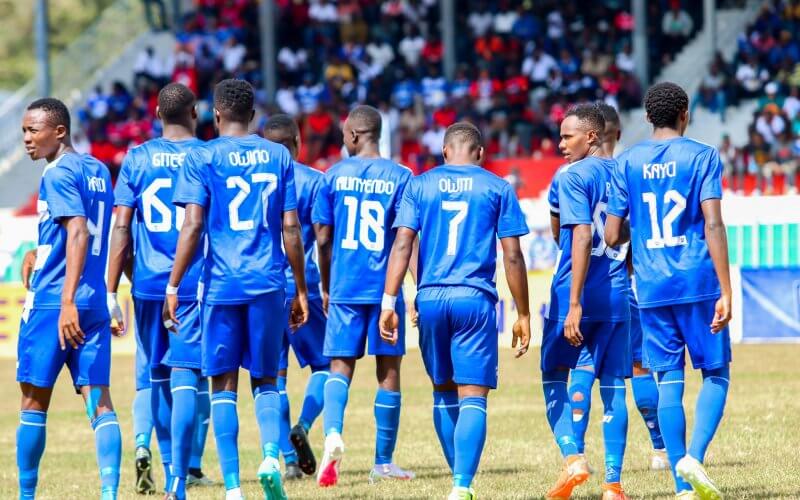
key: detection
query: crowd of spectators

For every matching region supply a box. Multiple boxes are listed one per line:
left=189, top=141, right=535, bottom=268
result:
left=78, top=0, right=701, bottom=181
left=694, top=1, right=800, bottom=194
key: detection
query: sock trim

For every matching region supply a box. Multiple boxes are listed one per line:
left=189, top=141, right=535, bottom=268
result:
left=434, top=403, right=460, bottom=408
left=598, top=385, right=626, bottom=389
left=460, top=404, right=487, bottom=414
left=93, top=421, right=120, bottom=433
left=326, top=377, right=349, bottom=388
left=171, top=385, right=198, bottom=393
left=543, top=380, right=567, bottom=385
left=374, top=403, right=399, bottom=408
left=19, top=420, right=46, bottom=427
left=707, top=376, right=730, bottom=383
left=311, top=371, right=330, bottom=377
left=150, top=377, right=170, bottom=383
left=254, top=390, right=278, bottom=401
left=211, top=399, right=237, bottom=406
left=657, top=380, right=685, bottom=386
left=197, top=391, right=209, bottom=395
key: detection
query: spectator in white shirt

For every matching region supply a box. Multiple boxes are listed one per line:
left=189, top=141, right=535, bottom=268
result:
left=399, top=25, right=425, bottom=69
left=755, top=104, right=786, bottom=145
left=309, top=0, right=339, bottom=23
left=493, top=8, right=518, bottom=34
left=133, top=46, right=165, bottom=87
left=468, top=2, right=494, bottom=37
left=421, top=123, right=446, bottom=162
left=522, top=48, right=557, bottom=87
left=615, top=42, right=635, bottom=74
left=661, top=2, right=694, bottom=56
left=366, top=37, right=395, bottom=70
left=222, top=37, right=247, bottom=73
left=784, top=86, right=800, bottom=120
left=735, top=54, right=768, bottom=98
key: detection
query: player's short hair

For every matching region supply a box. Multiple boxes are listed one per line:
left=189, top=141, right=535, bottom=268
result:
left=214, top=78, right=255, bottom=123
left=564, top=103, right=605, bottom=135
left=27, top=97, right=71, bottom=134
left=158, top=83, right=196, bottom=123
left=443, top=121, right=483, bottom=150
left=595, top=101, right=621, bottom=132
left=644, top=82, right=689, bottom=129
left=347, top=104, right=382, bottom=141
left=263, top=113, right=299, bottom=149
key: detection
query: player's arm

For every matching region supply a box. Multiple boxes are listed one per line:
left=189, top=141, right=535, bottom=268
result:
left=564, top=224, right=591, bottom=347
left=501, top=236, right=531, bottom=357
left=314, top=222, right=332, bottom=314
left=379, top=226, right=417, bottom=345
left=59, top=215, right=91, bottom=350
left=162, top=203, right=204, bottom=331
left=106, top=205, right=134, bottom=335
left=550, top=213, right=560, bottom=244
left=702, top=198, right=733, bottom=333
left=21, top=249, right=36, bottom=290
left=283, top=209, right=309, bottom=330
left=604, top=215, right=630, bottom=247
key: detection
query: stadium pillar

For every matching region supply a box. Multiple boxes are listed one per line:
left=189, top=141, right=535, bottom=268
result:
left=705, top=0, right=717, bottom=57
left=632, top=0, right=648, bottom=87
left=259, top=0, right=277, bottom=104
left=34, top=0, right=51, bottom=97
left=441, top=0, right=456, bottom=80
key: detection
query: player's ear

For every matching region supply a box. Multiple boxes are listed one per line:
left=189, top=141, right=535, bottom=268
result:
left=191, top=105, right=198, bottom=120
left=155, top=105, right=162, bottom=121
left=213, top=107, right=221, bottom=124
left=55, top=124, right=68, bottom=141
left=249, top=109, right=255, bottom=123
left=442, top=143, right=450, bottom=162
left=294, top=133, right=302, bottom=153
left=616, top=130, right=621, bottom=141
left=476, top=145, right=485, bottom=165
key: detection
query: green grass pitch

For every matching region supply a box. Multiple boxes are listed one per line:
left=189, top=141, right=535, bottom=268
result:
left=0, top=344, right=798, bottom=499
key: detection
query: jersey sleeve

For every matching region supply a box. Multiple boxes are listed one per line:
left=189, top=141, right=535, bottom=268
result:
left=173, top=148, right=209, bottom=208
left=497, top=182, right=529, bottom=238
left=113, top=152, right=136, bottom=208
left=393, top=168, right=413, bottom=215
left=393, top=177, right=420, bottom=231
left=548, top=171, right=560, bottom=214
left=607, top=155, right=630, bottom=218
left=282, top=150, right=298, bottom=212
left=311, top=172, right=334, bottom=225
left=699, top=148, right=723, bottom=202
left=42, top=164, right=86, bottom=221
left=558, top=171, right=592, bottom=227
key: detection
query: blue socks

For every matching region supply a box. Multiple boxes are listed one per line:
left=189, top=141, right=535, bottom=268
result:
left=323, top=373, right=350, bottom=435
left=432, top=391, right=459, bottom=471
left=374, top=388, right=402, bottom=465
left=17, top=410, right=47, bottom=499
left=92, top=411, right=121, bottom=500
left=632, top=372, right=665, bottom=450
left=253, top=384, right=281, bottom=460
left=542, top=370, right=579, bottom=457
left=689, top=366, right=730, bottom=462
left=170, top=369, right=200, bottom=499
left=190, top=377, right=210, bottom=471
left=299, top=368, right=329, bottom=431
left=211, top=391, right=240, bottom=490
left=453, top=396, right=487, bottom=489
left=133, top=387, right=153, bottom=449
left=277, top=376, right=297, bottom=464
left=599, top=375, right=628, bottom=484
left=151, top=368, right=173, bottom=488
left=568, top=368, right=595, bottom=454
left=657, top=369, right=692, bottom=493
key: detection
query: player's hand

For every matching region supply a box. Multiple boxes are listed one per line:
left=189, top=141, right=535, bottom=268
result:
left=407, top=299, right=418, bottom=327
left=711, top=293, right=732, bottom=333
left=511, top=314, right=531, bottom=358
left=21, top=249, right=36, bottom=290
left=162, top=295, right=179, bottom=334
left=58, top=302, right=84, bottom=350
left=108, top=292, right=125, bottom=337
left=321, top=291, right=329, bottom=317
left=379, top=309, right=399, bottom=345
left=289, top=292, right=309, bottom=331
left=564, top=303, right=584, bottom=347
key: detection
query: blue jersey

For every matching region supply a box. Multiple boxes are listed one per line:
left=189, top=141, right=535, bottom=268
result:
left=547, top=156, right=630, bottom=322
left=30, top=152, right=113, bottom=310
left=394, top=164, right=528, bottom=301
left=547, top=164, right=568, bottom=215
left=284, top=161, right=323, bottom=299
left=312, top=156, right=412, bottom=304
left=115, top=138, right=204, bottom=300
left=608, top=137, right=723, bottom=308
left=173, top=134, right=297, bottom=304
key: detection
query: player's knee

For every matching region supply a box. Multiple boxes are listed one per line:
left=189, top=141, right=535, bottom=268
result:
left=83, top=386, right=114, bottom=420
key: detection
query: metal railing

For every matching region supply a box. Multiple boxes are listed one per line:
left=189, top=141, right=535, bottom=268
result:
left=0, top=0, right=147, bottom=176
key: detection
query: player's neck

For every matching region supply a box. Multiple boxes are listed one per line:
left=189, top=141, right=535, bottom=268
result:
left=46, top=143, right=73, bottom=163
left=651, top=127, right=682, bottom=141
left=600, top=144, right=616, bottom=158
left=162, top=123, right=195, bottom=141
left=217, top=122, right=251, bottom=138
left=354, top=145, right=381, bottom=159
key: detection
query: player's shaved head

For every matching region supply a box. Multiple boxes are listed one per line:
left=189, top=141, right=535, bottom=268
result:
left=347, top=105, right=382, bottom=141
left=444, top=122, right=482, bottom=151
left=158, top=83, right=196, bottom=124
left=644, top=81, right=689, bottom=130
left=214, top=78, right=255, bottom=124
left=443, top=121, right=484, bottom=165
left=27, top=98, right=71, bottom=134
left=263, top=114, right=300, bottom=157
left=564, top=103, right=605, bottom=136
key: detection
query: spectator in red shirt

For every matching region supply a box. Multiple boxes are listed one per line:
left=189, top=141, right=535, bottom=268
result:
left=303, top=103, right=335, bottom=164
left=432, top=101, right=457, bottom=128
left=469, top=68, right=502, bottom=115
left=503, top=67, right=529, bottom=107
left=421, top=33, right=443, bottom=65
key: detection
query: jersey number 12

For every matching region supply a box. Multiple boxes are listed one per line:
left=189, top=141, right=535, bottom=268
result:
left=642, top=190, right=687, bottom=249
